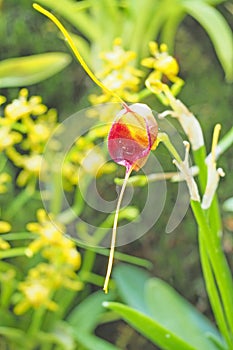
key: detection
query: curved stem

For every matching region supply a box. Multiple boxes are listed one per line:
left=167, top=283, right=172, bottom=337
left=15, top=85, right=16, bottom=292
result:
left=33, top=3, right=124, bottom=104
left=103, top=167, right=132, bottom=293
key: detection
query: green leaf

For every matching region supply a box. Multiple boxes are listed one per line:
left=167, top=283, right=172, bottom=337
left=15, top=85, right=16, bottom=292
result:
left=36, top=0, right=102, bottom=41
left=0, top=52, right=71, bottom=87
left=145, top=278, right=226, bottom=350
left=113, top=264, right=150, bottom=313
left=182, top=0, right=233, bottom=81
left=104, top=301, right=196, bottom=350
left=73, top=332, right=121, bottom=350
left=223, top=197, right=233, bottom=212
left=114, top=265, right=225, bottom=350
left=67, top=290, right=115, bottom=333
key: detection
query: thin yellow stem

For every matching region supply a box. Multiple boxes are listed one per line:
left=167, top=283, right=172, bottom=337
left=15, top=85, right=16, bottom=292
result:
left=103, top=168, right=133, bottom=293
left=33, top=3, right=124, bottom=104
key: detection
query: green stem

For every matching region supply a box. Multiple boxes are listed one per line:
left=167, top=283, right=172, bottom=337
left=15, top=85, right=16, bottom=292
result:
left=5, top=181, right=36, bottom=219
left=137, top=88, right=153, bottom=101
left=158, top=132, right=182, bottom=162
left=0, top=247, right=27, bottom=259
left=191, top=137, right=232, bottom=345
left=80, top=249, right=96, bottom=276
left=28, top=306, right=46, bottom=337
left=1, top=232, right=36, bottom=241
left=192, top=146, right=207, bottom=193
left=191, top=200, right=233, bottom=339
left=76, top=240, right=152, bottom=269
left=80, top=271, right=105, bottom=287
left=193, top=146, right=222, bottom=243
left=199, top=233, right=232, bottom=349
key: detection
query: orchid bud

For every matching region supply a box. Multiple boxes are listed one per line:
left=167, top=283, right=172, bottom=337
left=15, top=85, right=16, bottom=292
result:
left=108, top=103, right=158, bottom=173
left=103, top=103, right=158, bottom=293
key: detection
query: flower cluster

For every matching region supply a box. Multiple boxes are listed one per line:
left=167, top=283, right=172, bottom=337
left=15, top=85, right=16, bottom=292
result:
left=89, top=38, right=143, bottom=104
left=142, top=42, right=184, bottom=104
left=26, top=209, right=80, bottom=267
left=0, top=89, right=58, bottom=187
left=14, top=209, right=82, bottom=314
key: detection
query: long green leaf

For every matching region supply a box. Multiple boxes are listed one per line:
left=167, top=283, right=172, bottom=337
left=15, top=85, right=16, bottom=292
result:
left=104, top=302, right=196, bottom=350
left=114, top=264, right=225, bottom=350
left=145, top=278, right=226, bottom=350
left=0, top=53, right=71, bottom=87
left=182, top=0, right=233, bottom=81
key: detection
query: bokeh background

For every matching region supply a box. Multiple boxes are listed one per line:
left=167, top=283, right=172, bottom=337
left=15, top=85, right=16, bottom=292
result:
left=0, top=1, right=232, bottom=349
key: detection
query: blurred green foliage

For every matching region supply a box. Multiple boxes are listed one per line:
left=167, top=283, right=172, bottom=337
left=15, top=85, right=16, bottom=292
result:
left=0, top=1, right=233, bottom=349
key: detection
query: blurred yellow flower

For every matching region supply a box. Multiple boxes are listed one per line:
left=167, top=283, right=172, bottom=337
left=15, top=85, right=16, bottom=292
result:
left=1, top=91, right=59, bottom=189
left=0, top=95, right=6, bottom=105
left=0, top=220, right=11, bottom=233
left=6, top=146, right=44, bottom=187
left=14, top=260, right=82, bottom=315
left=21, top=109, right=58, bottom=153
left=14, top=277, right=58, bottom=315
left=0, top=237, right=10, bottom=250
left=15, top=209, right=82, bottom=315
left=100, top=38, right=136, bottom=70
left=26, top=209, right=65, bottom=254
left=0, top=124, right=22, bottom=152
left=26, top=209, right=81, bottom=269
left=4, top=88, right=47, bottom=121
left=0, top=218, right=11, bottom=250
left=16, top=153, right=43, bottom=187
left=142, top=42, right=184, bottom=100
left=89, top=38, right=143, bottom=104
left=0, top=173, right=11, bottom=193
